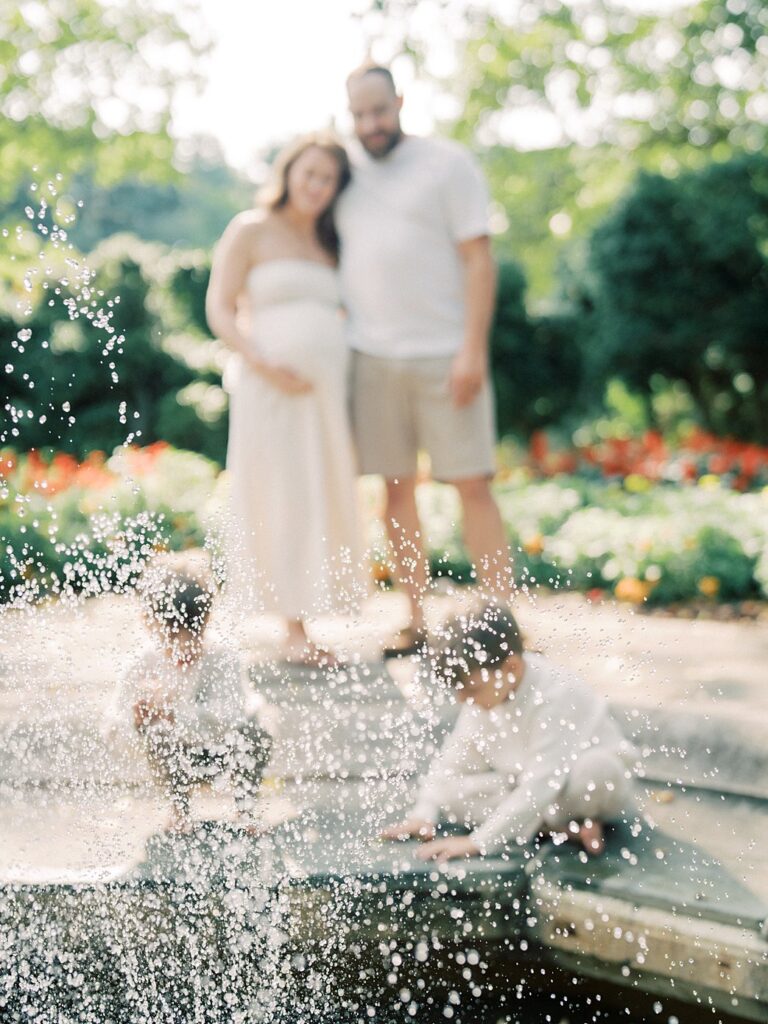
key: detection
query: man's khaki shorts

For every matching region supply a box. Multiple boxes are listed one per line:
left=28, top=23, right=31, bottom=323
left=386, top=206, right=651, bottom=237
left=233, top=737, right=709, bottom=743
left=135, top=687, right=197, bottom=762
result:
left=351, top=351, right=497, bottom=481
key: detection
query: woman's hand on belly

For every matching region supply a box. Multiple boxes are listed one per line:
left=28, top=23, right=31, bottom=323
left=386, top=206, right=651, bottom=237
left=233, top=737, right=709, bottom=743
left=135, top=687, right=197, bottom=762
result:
left=246, top=353, right=313, bottom=394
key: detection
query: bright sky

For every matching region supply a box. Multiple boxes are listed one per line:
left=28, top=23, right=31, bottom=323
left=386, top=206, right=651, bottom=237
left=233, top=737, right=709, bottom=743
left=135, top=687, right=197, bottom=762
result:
left=170, top=0, right=457, bottom=175
left=170, top=0, right=691, bottom=176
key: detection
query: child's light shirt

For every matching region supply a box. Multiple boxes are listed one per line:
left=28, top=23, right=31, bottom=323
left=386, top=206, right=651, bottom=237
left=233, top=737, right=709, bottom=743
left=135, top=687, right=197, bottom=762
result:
left=411, top=653, right=635, bottom=854
left=105, top=644, right=251, bottom=746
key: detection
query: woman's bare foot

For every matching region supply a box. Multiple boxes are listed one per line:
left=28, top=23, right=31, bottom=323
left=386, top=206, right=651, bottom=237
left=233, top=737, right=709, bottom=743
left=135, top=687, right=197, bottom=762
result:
left=283, top=620, right=338, bottom=668
left=574, top=818, right=605, bottom=855
left=282, top=637, right=338, bottom=668
left=165, top=808, right=193, bottom=834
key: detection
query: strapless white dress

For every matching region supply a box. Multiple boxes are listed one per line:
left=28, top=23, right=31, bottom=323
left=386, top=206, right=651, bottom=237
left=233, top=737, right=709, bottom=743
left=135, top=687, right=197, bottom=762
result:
left=225, top=259, right=363, bottom=618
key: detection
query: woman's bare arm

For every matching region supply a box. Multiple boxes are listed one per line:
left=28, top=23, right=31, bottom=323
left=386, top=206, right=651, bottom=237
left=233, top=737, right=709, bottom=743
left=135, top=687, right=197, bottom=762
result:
left=206, top=212, right=259, bottom=362
left=206, top=213, right=312, bottom=394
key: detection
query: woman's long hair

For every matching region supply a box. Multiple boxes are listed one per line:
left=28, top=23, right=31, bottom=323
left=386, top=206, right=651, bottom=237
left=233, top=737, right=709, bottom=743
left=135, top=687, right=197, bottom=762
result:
left=260, top=132, right=351, bottom=259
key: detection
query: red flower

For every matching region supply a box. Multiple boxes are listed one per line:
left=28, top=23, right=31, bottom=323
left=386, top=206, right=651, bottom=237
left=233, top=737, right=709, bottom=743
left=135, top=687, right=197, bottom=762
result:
left=529, top=431, right=549, bottom=464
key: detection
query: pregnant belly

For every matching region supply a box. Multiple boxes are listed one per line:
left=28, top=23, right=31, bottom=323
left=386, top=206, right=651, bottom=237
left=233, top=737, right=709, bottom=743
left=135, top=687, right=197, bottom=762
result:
left=248, top=304, right=347, bottom=375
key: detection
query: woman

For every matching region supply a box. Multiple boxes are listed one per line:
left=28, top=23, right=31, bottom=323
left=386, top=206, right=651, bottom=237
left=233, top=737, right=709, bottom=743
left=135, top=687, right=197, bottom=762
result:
left=206, top=134, right=363, bottom=664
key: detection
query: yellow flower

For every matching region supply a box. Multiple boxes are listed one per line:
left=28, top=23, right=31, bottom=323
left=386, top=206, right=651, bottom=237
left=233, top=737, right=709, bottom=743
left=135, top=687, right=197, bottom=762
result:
left=624, top=473, right=651, bottom=493
left=371, top=559, right=391, bottom=584
left=698, top=576, right=720, bottom=598
left=698, top=474, right=721, bottom=489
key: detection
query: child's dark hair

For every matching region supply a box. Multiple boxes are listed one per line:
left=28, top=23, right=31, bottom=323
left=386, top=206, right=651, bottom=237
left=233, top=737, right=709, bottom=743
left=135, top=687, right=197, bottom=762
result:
left=436, top=604, right=523, bottom=686
left=141, top=571, right=213, bottom=637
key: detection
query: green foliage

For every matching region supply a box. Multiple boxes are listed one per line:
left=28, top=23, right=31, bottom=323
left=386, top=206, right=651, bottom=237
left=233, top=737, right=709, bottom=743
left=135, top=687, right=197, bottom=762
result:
left=587, top=155, right=768, bottom=441
left=368, top=1, right=768, bottom=301
left=0, top=446, right=219, bottom=603
left=648, top=527, right=756, bottom=604
left=56, top=157, right=254, bottom=253
left=1, top=234, right=227, bottom=463
left=491, top=262, right=584, bottom=438
left=449, top=0, right=768, bottom=156
left=0, top=0, right=208, bottom=195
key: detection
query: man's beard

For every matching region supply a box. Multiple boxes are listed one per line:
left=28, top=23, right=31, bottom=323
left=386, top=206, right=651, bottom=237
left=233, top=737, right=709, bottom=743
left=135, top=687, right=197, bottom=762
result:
left=361, top=128, right=403, bottom=159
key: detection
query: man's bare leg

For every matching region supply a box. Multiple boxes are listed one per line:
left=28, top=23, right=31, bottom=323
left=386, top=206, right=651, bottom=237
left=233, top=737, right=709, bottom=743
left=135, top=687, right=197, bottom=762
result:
left=452, top=476, right=513, bottom=601
left=384, top=477, right=428, bottom=634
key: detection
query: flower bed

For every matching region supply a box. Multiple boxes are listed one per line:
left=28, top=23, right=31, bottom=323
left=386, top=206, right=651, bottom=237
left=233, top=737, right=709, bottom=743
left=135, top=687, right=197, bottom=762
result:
left=523, top=428, right=768, bottom=491
left=378, top=476, right=768, bottom=607
left=0, top=445, right=220, bottom=603
left=2, top=445, right=767, bottom=607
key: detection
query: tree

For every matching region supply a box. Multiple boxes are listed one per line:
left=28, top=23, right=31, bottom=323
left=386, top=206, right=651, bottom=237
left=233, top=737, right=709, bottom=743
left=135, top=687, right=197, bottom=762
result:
left=491, top=261, right=584, bottom=438
left=1, top=234, right=227, bottom=462
left=587, top=154, right=768, bottom=441
left=362, top=0, right=768, bottom=300
left=0, top=0, right=209, bottom=196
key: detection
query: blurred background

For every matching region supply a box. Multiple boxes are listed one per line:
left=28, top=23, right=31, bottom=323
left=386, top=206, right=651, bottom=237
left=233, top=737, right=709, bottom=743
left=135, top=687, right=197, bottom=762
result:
left=2, top=0, right=767, bottom=610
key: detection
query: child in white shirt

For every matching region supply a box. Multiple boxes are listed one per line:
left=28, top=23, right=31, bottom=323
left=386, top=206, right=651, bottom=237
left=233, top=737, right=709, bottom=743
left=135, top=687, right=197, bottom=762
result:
left=107, top=570, right=271, bottom=832
left=382, top=604, right=637, bottom=862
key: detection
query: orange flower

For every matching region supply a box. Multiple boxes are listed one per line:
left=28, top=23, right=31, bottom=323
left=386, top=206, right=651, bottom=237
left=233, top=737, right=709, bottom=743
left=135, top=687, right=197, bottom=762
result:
left=698, top=576, right=720, bottom=598
left=614, top=577, right=652, bottom=603
left=22, top=450, right=48, bottom=491
left=0, top=452, right=16, bottom=479
left=529, top=431, right=549, bottom=465
left=371, top=560, right=392, bottom=584
left=523, top=533, right=545, bottom=556
left=76, top=452, right=114, bottom=491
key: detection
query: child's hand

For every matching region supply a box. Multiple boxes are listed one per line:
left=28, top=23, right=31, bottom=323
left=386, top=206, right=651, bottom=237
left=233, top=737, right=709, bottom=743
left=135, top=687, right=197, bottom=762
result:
left=133, top=698, right=175, bottom=731
left=380, top=818, right=436, bottom=842
left=416, top=835, right=481, bottom=863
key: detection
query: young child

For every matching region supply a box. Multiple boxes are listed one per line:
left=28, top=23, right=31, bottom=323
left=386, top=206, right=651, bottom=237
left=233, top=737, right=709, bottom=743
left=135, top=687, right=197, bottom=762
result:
left=381, top=604, right=637, bottom=862
left=107, top=569, right=272, bottom=833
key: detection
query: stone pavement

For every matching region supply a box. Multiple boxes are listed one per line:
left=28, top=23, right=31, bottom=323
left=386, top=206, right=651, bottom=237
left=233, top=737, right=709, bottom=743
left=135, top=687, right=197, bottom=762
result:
left=1, top=587, right=766, bottom=1021
left=2, top=585, right=766, bottom=790
left=1, top=584, right=766, bottom=876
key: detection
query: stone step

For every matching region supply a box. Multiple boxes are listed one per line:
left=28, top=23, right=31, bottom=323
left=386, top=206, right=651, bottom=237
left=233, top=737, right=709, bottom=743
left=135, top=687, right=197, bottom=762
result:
left=3, top=681, right=768, bottom=799
left=614, top=703, right=768, bottom=799
left=0, top=660, right=446, bottom=786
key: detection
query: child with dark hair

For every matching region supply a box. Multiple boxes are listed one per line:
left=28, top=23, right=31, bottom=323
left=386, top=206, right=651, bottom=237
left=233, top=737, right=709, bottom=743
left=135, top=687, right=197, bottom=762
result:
left=381, top=604, right=637, bottom=862
left=106, top=570, right=271, bottom=833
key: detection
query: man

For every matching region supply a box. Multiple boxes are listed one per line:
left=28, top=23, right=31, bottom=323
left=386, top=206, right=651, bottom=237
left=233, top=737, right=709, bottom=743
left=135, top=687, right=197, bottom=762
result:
left=336, top=63, right=513, bottom=655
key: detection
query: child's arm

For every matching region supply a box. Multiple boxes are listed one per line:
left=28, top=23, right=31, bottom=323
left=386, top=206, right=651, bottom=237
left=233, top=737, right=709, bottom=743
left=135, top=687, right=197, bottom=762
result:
left=380, top=818, right=436, bottom=841
left=194, top=650, right=248, bottom=731
left=103, top=652, right=164, bottom=736
left=380, top=708, right=483, bottom=841
left=417, top=706, right=581, bottom=861
left=462, top=715, right=576, bottom=856
left=133, top=698, right=175, bottom=732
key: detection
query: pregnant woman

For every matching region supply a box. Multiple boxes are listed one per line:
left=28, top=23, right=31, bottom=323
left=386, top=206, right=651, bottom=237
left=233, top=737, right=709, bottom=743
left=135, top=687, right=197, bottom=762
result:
left=206, top=134, right=362, bottom=664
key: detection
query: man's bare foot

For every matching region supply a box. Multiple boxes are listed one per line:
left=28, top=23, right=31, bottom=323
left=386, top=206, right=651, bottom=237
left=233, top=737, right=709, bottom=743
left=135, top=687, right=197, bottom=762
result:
left=572, top=818, right=605, bottom=855
left=382, top=626, right=428, bottom=660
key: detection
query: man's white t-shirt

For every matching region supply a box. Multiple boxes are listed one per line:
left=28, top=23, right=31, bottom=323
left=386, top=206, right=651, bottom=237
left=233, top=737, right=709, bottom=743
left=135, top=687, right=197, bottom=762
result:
left=336, top=135, right=491, bottom=359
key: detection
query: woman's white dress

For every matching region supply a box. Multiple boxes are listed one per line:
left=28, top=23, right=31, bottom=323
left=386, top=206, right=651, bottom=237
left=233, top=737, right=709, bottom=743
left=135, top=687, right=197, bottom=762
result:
left=225, top=259, right=362, bottom=619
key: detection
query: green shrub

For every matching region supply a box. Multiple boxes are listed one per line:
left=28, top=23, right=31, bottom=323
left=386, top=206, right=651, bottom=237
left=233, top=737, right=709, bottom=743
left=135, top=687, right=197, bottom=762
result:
left=0, top=234, right=228, bottom=463
left=587, top=155, right=768, bottom=442
left=491, top=261, right=584, bottom=438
